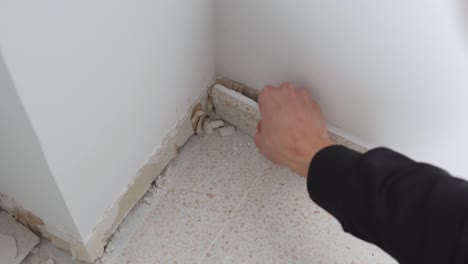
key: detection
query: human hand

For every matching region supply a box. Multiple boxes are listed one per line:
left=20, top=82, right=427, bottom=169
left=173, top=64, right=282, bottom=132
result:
left=254, top=82, right=335, bottom=177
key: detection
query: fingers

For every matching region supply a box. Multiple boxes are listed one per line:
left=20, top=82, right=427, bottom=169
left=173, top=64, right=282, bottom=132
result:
left=258, top=85, right=275, bottom=113
left=280, top=82, right=294, bottom=91
left=260, top=83, right=315, bottom=103
left=298, top=87, right=310, bottom=96
left=298, top=87, right=313, bottom=104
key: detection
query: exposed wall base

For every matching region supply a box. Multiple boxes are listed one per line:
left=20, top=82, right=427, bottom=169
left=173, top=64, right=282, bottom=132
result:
left=1, top=90, right=209, bottom=263
left=78, top=91, right=209, bottom=262
left=212, top=81, right=367, bottom=153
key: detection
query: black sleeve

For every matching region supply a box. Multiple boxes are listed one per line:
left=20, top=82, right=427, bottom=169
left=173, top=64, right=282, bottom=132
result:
left=307, top=145, right=468, bottom=264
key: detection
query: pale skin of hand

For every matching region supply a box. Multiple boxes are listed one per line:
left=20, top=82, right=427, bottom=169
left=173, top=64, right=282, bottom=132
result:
left=254, top=82, right=335, bottom=177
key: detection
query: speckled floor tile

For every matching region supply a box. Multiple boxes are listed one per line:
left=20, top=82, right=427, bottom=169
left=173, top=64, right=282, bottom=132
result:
left=102, top=132, right=269, bottom=264
left=24, top=131, right=397, bottom=264
left=197, top=136, right=397, bottom=264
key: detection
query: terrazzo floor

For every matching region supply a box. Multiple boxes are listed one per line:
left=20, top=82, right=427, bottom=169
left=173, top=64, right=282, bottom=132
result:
left=23, top=131, right=396, bottom=264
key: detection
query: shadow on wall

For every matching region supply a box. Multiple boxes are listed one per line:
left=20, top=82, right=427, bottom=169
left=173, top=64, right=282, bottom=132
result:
left=0, top=51, right=78, bottom=237
left=459, top=0, right=468, bottom=45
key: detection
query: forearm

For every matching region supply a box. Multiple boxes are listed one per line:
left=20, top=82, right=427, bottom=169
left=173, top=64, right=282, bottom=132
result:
left=307, top=145, right=468, bottom=264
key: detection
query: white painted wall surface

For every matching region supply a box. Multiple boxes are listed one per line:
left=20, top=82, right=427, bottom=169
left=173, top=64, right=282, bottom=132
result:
left=216, top=0, right=468, bottom=178
left=0, top=53, right=80, bottom=239
left=0, top=0, right=214, bottom=241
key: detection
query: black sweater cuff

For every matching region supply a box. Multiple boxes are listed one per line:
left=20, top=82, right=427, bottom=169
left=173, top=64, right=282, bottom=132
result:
left=307, top=145, right=361, bottom=224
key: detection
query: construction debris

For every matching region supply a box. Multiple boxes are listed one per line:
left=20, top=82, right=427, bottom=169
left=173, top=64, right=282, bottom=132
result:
left=219, top=126, right=236, bottom=137
left=203, top=120, right=213, bottom=135
left=0, top=212, right=40, bottom=264
left=190, top=110, right=205, bottom=130
left=209, top=120, right=224, bottom=129
left=212, top=84, right=260, bottom=137
left=196, top=115, right=207, bottom=135
left=0, top=233, right=17, bottom=264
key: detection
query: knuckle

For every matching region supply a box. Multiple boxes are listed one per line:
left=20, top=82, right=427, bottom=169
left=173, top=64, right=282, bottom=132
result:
left=281, top=82, right=293, bottom=88
left=259, top=86, right=273, bottom=101
left=281, top=82, right=296, bottom=95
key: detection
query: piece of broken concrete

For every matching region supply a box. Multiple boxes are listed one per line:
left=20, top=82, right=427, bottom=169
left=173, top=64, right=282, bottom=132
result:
left=0, top=233, right=17, bottom=264
left=219, top=126, right=236, bottom=137
left=203, top=120, right=213, bottom=135
left=45, top=258, right=55, bottom=264
left=0, top=212, right=39, bottom=264
left=209, top=120, right=224, bottom=129
left=208, top=111, right=220, bottom=120
left=212, top=84, right=260, bottom=137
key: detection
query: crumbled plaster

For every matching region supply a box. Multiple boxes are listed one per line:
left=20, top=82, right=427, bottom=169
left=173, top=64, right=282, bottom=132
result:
left=203, top=120, right=214, bottom=135
left=0, top=210, right=40, bottom=263
left=0, top=190, right=88, bottom=261
left=208, top=120, right=224, bottom=129
left=13, top=206, right=44, bottom=228
left=0, top=233, right=17, bottom=263
left=196, top=114, right=207, bottom=135
left=0, top=194, right=45, bottom=230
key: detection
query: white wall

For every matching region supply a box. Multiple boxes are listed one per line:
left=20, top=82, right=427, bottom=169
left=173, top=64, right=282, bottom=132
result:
left=216, top=0, right=468, bottom=178
left=0, top=53, right=80, bottom=239
left=1, top=0, right=466, bottom=245
left=0, top=0, right=215, bottom=241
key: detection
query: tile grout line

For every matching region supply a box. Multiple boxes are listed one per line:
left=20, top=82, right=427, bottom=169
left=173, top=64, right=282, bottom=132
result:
left=196, top=172, right=263, bottom=264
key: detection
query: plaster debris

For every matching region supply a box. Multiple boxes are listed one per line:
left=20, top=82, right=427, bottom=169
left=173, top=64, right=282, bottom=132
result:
left=219, top=126, right=236, bottom=137
left=208, top=111, right=220, bottom=120
left=142, top=185, right=158, bottom=205
left=192, top=103, right=203, bottom=115
left=105, top=241, right=115, bottom=253
left=0, top=211, right=39, bottom=264
left=209, top=120, right=224, bottom=129
left=196, top=115, right=207, bottom=135
left=206, top=95, right=215, bottom=114
left=191, top=110, right=205, bottom=130
left=45, top=258, right=55, bottom=264
left=0, top=233, right=17, bottom=264
left=31, top=247, right=39, bottom=254
left=203, top=120, right=214, bottom=135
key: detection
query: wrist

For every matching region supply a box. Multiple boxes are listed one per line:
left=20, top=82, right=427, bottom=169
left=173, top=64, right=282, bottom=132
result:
left=289, top=138, right=335, bottom=177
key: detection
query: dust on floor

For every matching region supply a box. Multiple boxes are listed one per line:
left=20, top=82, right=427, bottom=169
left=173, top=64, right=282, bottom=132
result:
left=24, top=131, right=396, bottom=264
